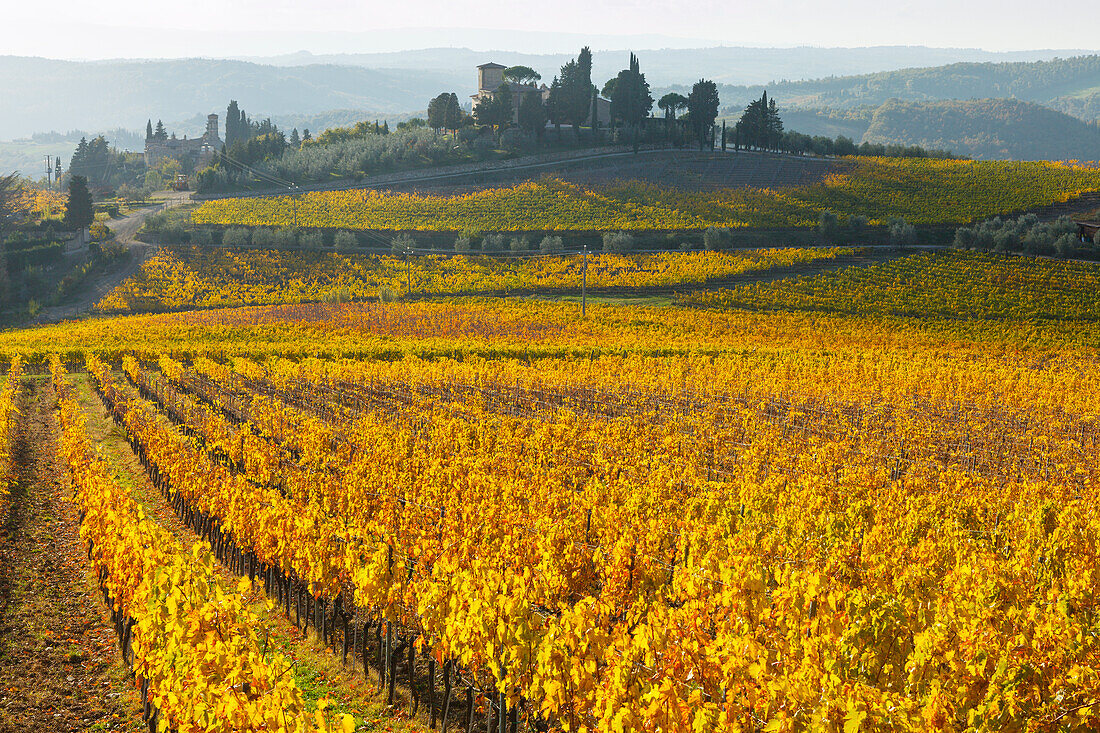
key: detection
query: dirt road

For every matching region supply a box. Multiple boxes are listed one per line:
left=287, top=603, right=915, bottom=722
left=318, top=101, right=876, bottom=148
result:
left=34, top=198, right=179, bottom=324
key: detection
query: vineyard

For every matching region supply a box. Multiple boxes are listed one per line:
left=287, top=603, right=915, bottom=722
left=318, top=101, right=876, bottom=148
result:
left=2, top=246, right=1099, bottom=731
left=93, top=246, right=853, bottom=313
left=680, top=250, right=1100, bottom=321
left=191, top=158, right=1100, bottom=231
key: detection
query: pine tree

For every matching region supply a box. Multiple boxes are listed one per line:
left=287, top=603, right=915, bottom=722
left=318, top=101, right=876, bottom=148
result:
left=154, top=120, right=167, bottom=141
left=302, top=129, right=312, bottom=142
left=289, top=128, right=301, bottom=147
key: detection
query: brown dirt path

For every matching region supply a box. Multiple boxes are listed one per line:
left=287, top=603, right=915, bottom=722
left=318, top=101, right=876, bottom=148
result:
left=0, top=378, right=141, bottom=733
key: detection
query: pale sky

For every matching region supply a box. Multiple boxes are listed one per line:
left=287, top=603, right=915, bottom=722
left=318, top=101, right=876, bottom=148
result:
left=6, top=0, right=1099, bottom=58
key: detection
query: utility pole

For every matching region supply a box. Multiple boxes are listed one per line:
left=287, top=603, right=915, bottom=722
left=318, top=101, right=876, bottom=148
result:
left=44, top=156, right=53, bottom=190
left=291, top=185, right=299, bottom=228
left=581, top=244, right=587, bottom=318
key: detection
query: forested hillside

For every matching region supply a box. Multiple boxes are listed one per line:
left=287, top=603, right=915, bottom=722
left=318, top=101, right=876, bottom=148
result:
left=713, top=55, right=1100, bottom=121
left=861, top=99, right=1100, bottom=160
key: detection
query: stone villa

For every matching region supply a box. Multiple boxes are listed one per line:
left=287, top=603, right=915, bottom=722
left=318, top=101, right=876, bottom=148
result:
left=472, top=62, right=610, bottom=126
left=144, top=113, right=222, bottom=168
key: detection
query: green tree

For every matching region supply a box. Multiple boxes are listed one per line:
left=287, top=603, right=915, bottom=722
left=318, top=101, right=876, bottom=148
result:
left=442, top=93, right=466, bottom=136
left=503, top=66, right=541, bottom=84
left=427, top=92, right=452, bottom=131
left=818, top=210, right=840, bottom=244
left=554, top=47, right=596, bottom=139
left=145, top=119, right=153, bottom=140
left=289, top=128, right=301, bottom=147
left=608, top=53, right=653, bottom=131
left=474, top=84, right=513, bottom=136
left=686, top=80, right=720, bottom=149
left=658, top=93, right=688, bottom=121
left=518, top=91, right=548, bottom=137
left=65, top=175, right=95, bottom=238
left=225, top=101, right=242, bottom=147
left=0, top=174, right=22, bottom=242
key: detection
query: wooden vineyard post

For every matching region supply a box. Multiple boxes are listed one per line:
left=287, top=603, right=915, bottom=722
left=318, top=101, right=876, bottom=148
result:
left=440, top=661, right=454, bottom=733
left=376, top=622, right=385, bottom=689
left=342, top=604, right=351, bottom=665
left=465, top=686, right=475, bottom=733
left=409, top=638, right=417, bottom=712
left=429, top=656, right=437, bottom=726
left=362, top=621, right=371, bottom=680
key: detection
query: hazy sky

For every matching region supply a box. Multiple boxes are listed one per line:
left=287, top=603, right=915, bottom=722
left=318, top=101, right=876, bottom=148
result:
left=7, top=0, right=1099, bottom=58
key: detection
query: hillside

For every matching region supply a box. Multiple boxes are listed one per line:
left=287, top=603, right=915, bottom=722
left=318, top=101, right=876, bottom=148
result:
left=3, top=47, right=1098, bottom=142
left=714, top=55, right=1100, bottom=122
left=248, top=45, right=1087, bottom=89
left=861, top=99, right=1100, bottom=160
left=0, top=56, right=467, bottom=140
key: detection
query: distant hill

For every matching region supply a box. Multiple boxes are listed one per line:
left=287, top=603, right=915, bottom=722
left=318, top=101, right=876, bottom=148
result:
left=0, top=56, right=465, bottom=140
left=4, top=47, right=1099, bottom=141
left=244, top=46, right=1092, bottom=89
left=712, top=55, right=1100, bottom=122
left=862, top=99, right=1100, bottom=160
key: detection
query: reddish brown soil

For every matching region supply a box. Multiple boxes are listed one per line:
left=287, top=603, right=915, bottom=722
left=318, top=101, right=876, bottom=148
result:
left=0, top=379, right=140, bottom=733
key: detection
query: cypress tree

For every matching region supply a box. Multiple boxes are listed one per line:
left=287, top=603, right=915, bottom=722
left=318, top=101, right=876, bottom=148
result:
left=65, top=175, right=95, bottom=237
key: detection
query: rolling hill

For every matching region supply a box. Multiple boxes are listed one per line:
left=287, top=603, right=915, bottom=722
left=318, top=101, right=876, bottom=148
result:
left=0, top=56, right=467, bottom=140
left=860, top=98, right=1100, bottom=160
left=713, top=55, right=1100, bottom=122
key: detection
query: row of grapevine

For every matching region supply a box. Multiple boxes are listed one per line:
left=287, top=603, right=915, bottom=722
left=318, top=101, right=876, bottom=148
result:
left=0, top=356, right=23, bottom=497
left=93, top=246, right=853, bottom=314
left=107, top=351, right=1100, bottom=731
left=190, top=159, right=1100, bottom=232
left=53, top=356, right=346, bottom=733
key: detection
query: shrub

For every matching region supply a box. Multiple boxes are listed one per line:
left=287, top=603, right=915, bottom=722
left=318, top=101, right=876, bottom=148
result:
left=703, top=226, right=732, bottom=251
left=952, top=227, right=975, bottom=250
left=1054, top=233, right=1078, bottom=258
left=190, top=227, right=215, bottom=245
left=300, top=231, right=324, bottom=249
left=251, top=227, right=275, bottom=247
left=89, top=221, right=113, bottom=241
left=540, top=236, right=563, bottom=254
left=847, top=215, right=869, bottom=241
left=602, top=231, right=634, bottom=254
left=509, top=236, right=529, bottom=253
left=391, top=233, right=415, bottom=256
left=333, top=230, right=358, bottom=250
left=222, top=227, right=250, bottom=247
left=454, top=236, right=472, bottom=253
left=273, top=228, right=298, bottom=249
left=818, top=210, right=840, bottom=244
left=482, top=234, right=506, bottom=253
left=322, top=285, right=354, bottom=303
left=888, top=218, right=917, bottom=247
